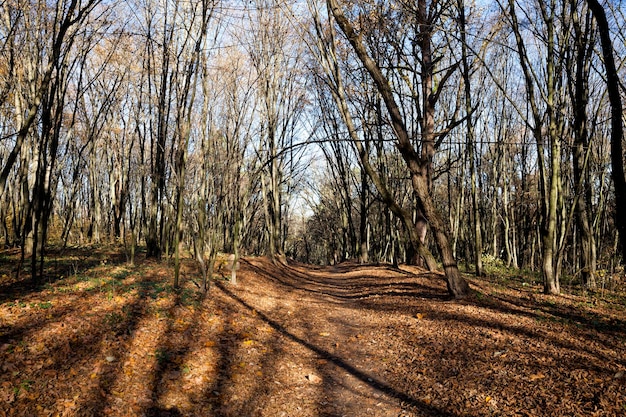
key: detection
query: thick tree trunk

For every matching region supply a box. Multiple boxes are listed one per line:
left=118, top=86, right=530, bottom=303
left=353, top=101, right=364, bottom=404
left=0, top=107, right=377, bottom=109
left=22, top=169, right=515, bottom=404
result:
left=412, top=174, right=470, bottom=297
left=586, top=0, right=626, bottom=262
left=542, top=137, right=561, bottom=295
left=570, top=4, right=596, bottom=288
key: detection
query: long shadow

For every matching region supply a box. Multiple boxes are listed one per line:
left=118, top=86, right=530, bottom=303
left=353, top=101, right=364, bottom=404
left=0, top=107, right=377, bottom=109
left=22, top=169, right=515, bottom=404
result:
left=482, top=289, right=626, bottom=336
left=215, top=281, right=457, bottom=417
left=230, top=259, right=626, bottom=415
left=0, top=295, right=86, bottom=345
left=467, top=275, right=626, bottom=334
left=430, top=306, right=621, bottom=372
left=0, top=247, right=126, bottom=303
left=141, top=288, right=208, bottom=415
left=247, top=258, right=626, bottom=374
left=73, top=268, right=157, bottom=415
left=243, top=259, right=449, bottom=303
left=271, top=258, right=624, bottom=366
left=263, top=258, right=625, bottom=336
left=0, top=259, right=139, bottom=348
left=458, top=281, right=626, bottom=356
left=285, top=261, right=419, bottom=285
left=0, top=258, right=156, bottom=416
left=0, top=265, right=139, bottom=346
left=220, top=300, right=304, bottom=415
left=195, top=290, right=253, bottom=415
left=289, top=259, right=421, bottom=276
left=145, top=406, right=183, bottom=416
left=350, top=283, right=626, bottom=370
left=0, top=254, right=232, bottom=416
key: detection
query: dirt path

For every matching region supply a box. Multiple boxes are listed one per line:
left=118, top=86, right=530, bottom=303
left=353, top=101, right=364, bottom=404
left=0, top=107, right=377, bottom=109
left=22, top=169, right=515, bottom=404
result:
left=216, top=258, right=626, bottom=416
left=1, top=253, right=625, bottom=416
left=217, top=258, right=439, bottom=417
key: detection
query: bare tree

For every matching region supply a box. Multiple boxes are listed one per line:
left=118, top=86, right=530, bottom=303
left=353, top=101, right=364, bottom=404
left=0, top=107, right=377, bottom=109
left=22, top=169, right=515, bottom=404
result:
left=245, top=0, right=308, bottom=262
left=323, top=0, right=469, bottom=298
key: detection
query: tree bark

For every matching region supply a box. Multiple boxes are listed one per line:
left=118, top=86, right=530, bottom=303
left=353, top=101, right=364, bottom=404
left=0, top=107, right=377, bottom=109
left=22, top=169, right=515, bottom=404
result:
left=569, top=2, right=596, bottom=288
left=586, top=0, right=626, bottom=263
left=458, top=0, right=483, bottom=276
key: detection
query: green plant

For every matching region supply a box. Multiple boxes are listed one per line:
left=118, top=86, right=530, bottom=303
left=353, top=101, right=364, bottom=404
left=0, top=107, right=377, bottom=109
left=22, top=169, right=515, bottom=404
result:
left=14, top=379, right=33, bottom=395
left=112, top=269, right=131, bottom=280
left=481, top=254, right=505, bottom=269
left=179, top=288, right=200, bottom=307
left=155, top=348, right=171, bottom=365
left=104, top=312, right=124, bottom=327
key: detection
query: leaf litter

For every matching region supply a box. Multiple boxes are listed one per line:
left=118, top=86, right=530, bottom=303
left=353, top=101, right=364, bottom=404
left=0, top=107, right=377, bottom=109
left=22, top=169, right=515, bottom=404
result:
left=0, top=249, right=624, bottom=416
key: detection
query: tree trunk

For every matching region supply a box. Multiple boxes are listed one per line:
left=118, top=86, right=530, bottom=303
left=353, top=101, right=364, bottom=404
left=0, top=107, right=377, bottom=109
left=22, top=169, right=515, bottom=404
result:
left=541, top=0, right=562, bottom=295
left=569, top=2, right=596, bottom=288
left=359, top=168, right=369, bottom=263
left=458, top=0, right=483, bottom=276
left=507, top=0, right=561, bottom=294
left=412, top=174, right=470, bottom=297
left=586, top=0, right=626, bottom=262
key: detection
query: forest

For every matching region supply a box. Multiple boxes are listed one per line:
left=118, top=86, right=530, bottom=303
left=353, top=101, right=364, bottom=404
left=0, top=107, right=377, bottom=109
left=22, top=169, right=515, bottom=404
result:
left=1, top=0, right=626, bottom=415
left=1, top=0, right=626, bottom=296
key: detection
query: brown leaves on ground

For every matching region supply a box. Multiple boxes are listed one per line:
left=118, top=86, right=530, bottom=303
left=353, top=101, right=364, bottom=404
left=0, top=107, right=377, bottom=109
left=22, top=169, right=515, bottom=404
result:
left=0, top=249, right=625, bottom=416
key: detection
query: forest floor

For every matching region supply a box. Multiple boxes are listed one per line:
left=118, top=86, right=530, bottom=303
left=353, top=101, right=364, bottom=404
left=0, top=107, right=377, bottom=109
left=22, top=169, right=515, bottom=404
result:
left=0, top=247, right=625, bottom=417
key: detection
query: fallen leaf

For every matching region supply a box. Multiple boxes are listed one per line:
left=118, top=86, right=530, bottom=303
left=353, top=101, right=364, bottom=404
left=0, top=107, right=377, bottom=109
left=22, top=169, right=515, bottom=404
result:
left=319, top=332, right=330, bottom=336
left=42, top=370, right=56, bottom=378
left=529, top=373, right=545, bottom=381
left=306, top=373, right=322, bottom=384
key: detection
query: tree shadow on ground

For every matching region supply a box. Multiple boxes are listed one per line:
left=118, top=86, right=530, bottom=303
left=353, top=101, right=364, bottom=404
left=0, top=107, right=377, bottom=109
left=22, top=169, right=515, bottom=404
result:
left=469, top=282, right=626, bottom=338
left=1, top=252, right=624, bottom=416
left=461, top=279, right=626, bottom=363
left=215, top=280, right=457, bottom=417
left=229, top=257, right=625, bottom=416
left=0, top=245, right=126, bottom=303
left=0, top=249, right=207, bottom=416
left=145, top=406, right=183, bottom=416
left=243, top=258, right=450, bottom=302
left=251, top=258, right=624, bottom=355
